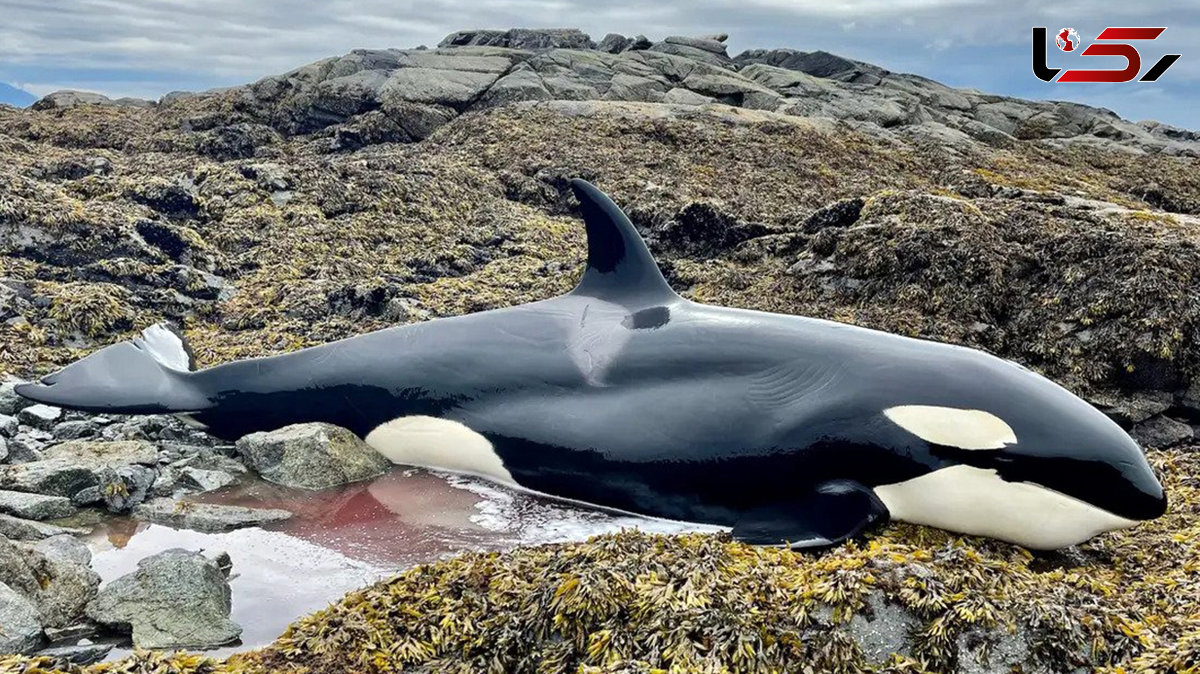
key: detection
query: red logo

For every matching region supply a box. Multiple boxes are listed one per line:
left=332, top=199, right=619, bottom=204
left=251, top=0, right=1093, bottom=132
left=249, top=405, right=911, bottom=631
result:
left=1033, top=27, right=1181, bottom=83
left=1056, top=28, right=1081, bottom=52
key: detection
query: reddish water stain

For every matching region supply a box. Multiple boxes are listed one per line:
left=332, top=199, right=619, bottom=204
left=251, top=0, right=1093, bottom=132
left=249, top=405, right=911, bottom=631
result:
left=86, top=467, right=719, bottom=654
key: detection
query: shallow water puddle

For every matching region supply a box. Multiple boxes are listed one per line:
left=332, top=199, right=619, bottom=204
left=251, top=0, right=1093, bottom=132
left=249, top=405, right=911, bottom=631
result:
left=88, top=467, right=719, bottom=655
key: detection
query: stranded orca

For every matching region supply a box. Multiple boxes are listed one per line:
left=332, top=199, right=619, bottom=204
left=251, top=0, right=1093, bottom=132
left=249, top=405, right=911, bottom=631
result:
left=17, top=179, right=1167, bottom=549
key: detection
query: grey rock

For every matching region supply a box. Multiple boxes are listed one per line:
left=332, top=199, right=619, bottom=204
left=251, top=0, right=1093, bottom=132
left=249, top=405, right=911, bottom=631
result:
left=99, top=416, right=170, bottom=441
left=28, top=559, right=99, bottom=629
left=603, top=73, right=667, bottom=102
left=134, top=498, right=292, bottom=533
left=379, top=67, right=500, bottom=107
left=289, top=70, right=388, bottom=131
left=0, top=459, right=81, bottom=496
left=0, top=490, right=75, bottom=520
left=70, top=487, right=102, bottom=507
left=18, top=404, right=62, bottom=430
left=27, top=535, right=91, bottom=566
left=153, top=450, right=246, bottom=497
left=0, top=414, right=19, bottom=437
left=0, top=380, right=33, bottom=416
left=1181, top=380, right=1200, bottom=413
left=236, top=422, right=389, bottom=490
left=1, top=440, right=158, bottom=499
left=1092, top=391, right=1174, bottom=426
left=735, top=48, right=886, bottom=83
left=86, top=548, right=241, bottom=649
left=394, top=50, right=516, bottom=73
left=0, top=436, right=7, bottom=463
left=34, top=642, right=112, bottom=666
left=681, top=71, right=780, bottom=109
left=96, top=464, right=156, bottom=513
left=664, top=35, right=729, bottom=55
left=51, top=420, right=99, bottom=440
left=377, top=101, right=457, bottom=141
left=597, top=33, right=632, bottom=54
left=478, top=68, right=551, bottom=107
left=628, top=35, right=653, bottom=51
left=0, top=514, right=86, bottom=540
left=240, top=162, right=292, bottom=192
left=849, top=593, right=918, bottom=663
left=0, top=581, right=42, bottom=654
left=439, top=28, right=593, bottom=51
left=43, top=621, right=101, bottom=643
left=8, top=431, right=49, bottom=463
left=197, top=122, right=281, bottom=161
left=662, top=88, right=715, bottom=106
left=382, top=297, right=432, bottom=323
left=43, top=439, right=159, bottom=467
left=650, top=39, right=731, bottom=67
left=180, top=467, right=238, bottom=493
left=30, top=90, right=113, bottom=110
left=0, top=536, right=99, bottom=628
left=954, top=626, right=1044, bottom=674
left=1131, top=415, right=1194, bottom=449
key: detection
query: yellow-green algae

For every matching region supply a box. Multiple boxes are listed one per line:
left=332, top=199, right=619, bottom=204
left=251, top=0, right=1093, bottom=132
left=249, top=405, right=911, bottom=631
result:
left=1, top=102, right=1198, bottom=400
left=1, top=448, right=1195, bottom=674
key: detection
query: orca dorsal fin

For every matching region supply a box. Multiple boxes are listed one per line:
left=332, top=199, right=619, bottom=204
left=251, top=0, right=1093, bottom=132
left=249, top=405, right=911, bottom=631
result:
left=569, top=179, right=678, bottom=304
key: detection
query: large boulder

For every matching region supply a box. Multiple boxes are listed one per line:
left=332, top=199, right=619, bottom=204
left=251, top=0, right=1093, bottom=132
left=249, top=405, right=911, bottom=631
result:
left=236, top=422, right=389, bottom=490
left=86, top=549, right=241, bottom=649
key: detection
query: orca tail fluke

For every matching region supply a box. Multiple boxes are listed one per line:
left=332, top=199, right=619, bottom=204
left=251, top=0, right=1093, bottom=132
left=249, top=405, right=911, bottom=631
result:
left=15, top=322, right=212, bottom=414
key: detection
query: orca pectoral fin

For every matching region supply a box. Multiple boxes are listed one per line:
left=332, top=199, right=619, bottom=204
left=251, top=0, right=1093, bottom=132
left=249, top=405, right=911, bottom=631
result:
left=732, top=480, right=889, bottom=549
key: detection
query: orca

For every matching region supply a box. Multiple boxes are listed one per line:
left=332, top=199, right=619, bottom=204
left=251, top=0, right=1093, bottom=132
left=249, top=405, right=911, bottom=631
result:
left=16, top=179, right=1167, bottom=549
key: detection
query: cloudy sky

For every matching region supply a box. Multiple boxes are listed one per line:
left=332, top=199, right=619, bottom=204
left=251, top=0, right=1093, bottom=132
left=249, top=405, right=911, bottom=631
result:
left=1, top=0, right=1196, bottom=128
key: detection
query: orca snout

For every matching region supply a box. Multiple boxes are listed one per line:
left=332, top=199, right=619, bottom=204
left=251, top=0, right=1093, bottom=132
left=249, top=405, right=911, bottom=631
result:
left=1110, top=434, right=1168, bottom=522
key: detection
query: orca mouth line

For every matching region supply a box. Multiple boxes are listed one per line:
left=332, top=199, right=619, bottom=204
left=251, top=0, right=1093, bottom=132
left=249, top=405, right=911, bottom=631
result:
left=928, top=444, right=1167, bottom=522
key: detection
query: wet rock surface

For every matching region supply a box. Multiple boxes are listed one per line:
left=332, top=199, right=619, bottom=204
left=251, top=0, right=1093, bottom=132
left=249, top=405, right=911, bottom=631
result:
left=235, top=422, right=390, bottom=490
left=133, top=498, right=293, bottom=532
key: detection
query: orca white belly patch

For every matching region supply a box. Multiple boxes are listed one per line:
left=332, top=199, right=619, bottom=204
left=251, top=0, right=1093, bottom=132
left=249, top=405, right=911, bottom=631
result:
left=873, top=464, right=1138, bottom=549
left=364, top=416, right=516, bottom=486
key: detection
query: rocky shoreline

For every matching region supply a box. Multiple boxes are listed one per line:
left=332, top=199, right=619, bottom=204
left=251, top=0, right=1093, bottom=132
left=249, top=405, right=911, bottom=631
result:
left=1, top=25, right=1198, bottom=673
left=0, top=377, right=410, bottom=662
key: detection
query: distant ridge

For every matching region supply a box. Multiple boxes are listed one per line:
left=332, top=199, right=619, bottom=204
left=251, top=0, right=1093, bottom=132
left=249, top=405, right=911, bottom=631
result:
left=0, top=83, right=36, bottom=108
left=23, top=28, right=1200, bottom=156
